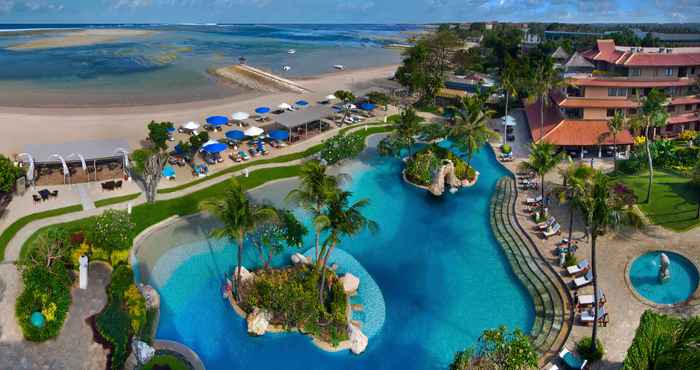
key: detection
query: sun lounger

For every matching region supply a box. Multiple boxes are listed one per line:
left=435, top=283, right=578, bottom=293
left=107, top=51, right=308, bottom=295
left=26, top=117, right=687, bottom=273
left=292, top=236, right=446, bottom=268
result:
left=537, top=216, right=556, bottom=230
left=580, top=306, right=608, bottom=326
left=559, top=348, right=587, bottom=370
left=567, top=259, right=590, bottom=276
left=542, top=223, right=561, bottom=239
left=574, top=270, right=593, bottom=288
left=525, top=195, right=543, bottom=205
left=577, top=288, right=606, bottom=307
left=547, top=365, right=560, bottom=370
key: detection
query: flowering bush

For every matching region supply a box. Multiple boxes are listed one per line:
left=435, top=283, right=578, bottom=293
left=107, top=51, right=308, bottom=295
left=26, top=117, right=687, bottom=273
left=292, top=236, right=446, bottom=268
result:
left=87, top=209, right=135, bottom=252
left=124, top=284, right=147, bottom=333
left=634, top=136, right=646, bottom=145
left=320, top=132, right=365, bottom=165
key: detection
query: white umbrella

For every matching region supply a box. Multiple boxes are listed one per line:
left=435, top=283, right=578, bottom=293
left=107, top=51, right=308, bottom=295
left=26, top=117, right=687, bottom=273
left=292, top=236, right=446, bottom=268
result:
left=325, top=94, right=337, bottom=101
left=232, top=112, right=249, bottom=121
left=277, top=103, right=292, bottom=110
left=184, top=121, right=200, bottom=130
left=502, top=115, right=516, bottom=127
left=202, top=139, right=220, bottom=147
left=244, top=126, right=264, bottom=137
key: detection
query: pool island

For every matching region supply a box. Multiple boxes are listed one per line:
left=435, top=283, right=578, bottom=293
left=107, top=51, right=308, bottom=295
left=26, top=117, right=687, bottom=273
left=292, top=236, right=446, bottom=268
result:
left=401, top=142, right=479, bottom=196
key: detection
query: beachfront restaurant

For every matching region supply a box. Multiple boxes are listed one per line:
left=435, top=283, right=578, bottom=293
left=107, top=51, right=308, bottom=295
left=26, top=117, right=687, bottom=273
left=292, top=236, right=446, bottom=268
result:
left=18, top=139, right=131, bottom=186
left=272, top=105, right=334, bottom=142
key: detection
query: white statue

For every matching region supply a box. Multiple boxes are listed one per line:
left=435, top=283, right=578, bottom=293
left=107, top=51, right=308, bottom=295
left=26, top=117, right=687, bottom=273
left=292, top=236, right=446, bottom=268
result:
left=79, top=255, right=89, bottom=290
left=132, top=340, right=155, bottom=364
left=659, top=253, right=671, bottom=283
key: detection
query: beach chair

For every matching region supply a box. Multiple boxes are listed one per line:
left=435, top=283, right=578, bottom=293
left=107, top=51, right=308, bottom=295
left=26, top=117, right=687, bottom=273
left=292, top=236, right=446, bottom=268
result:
left=239, top=151, right=249, bottom=161
left=542, top=223, right=561, bottom=239
left=567, top=259, right=590, bottom=276
left=559, top=347, right=587, bottom=370
left=525, top=195, right=543, bottom=205
left=574, top=270, right=593, bottom=289
left=580, top=306, right=608, bottom=326
left=537, top=216, right=556, bottom=230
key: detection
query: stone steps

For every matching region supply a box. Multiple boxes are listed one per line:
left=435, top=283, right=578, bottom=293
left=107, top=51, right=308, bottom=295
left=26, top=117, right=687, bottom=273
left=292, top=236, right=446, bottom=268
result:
left=489, top=177, right=572, bottom=360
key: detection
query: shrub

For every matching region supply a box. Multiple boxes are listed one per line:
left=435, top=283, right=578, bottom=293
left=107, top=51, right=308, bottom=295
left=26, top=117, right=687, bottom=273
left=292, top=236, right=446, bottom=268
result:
left=674, top=146, right=700, bottom=166
left=405, top=150, right=438, bottom=186
left=617, top=158, right=643, bottom=175
left=502, top=144, right=512, bottom=154
left=320, top=132, right=365, bottom=165
left=0, top=154, right=24, bottom=193
left=564, top=252, right=577, bottom=267
left=577, top=337, right=604, bottom=362
left=678, top=130, right=697, bottom=143
left=15, top=265, right=72, bottom=341
left=86, top=209, right=135, bottom=252
left=71, top=242, right=91, bottom=269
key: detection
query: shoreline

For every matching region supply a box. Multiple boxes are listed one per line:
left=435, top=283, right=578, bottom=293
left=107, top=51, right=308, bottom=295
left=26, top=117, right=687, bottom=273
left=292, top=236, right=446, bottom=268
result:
left=6, top=29, right=155, bottom=51
left=0, top=64, right=399, bottom=155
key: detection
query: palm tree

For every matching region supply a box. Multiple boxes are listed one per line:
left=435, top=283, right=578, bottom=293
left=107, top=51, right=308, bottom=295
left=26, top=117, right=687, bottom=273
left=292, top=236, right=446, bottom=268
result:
left=335, top=89, right=356, bottom=125
left=449, top=96, right=497, bottom=166
left=519, top=141, right=563, bottom=201
left=286, top=160, right=347, bottom=261
left=607, top=111, right=626, bottom=171
left=317, top=190, right=378, bottom=304
left=629, top=89, right=669, bottom=204
left=528, top=57, right=565, bottom=141
left=396, top=107, right=422, bottom=157
left=202, top=179, right=277, bottom=302
left=576, top=171, right=640, bottom=354
left=555, top=161, right=594, bottom=251
left=500, top=57, right=519, bottom=145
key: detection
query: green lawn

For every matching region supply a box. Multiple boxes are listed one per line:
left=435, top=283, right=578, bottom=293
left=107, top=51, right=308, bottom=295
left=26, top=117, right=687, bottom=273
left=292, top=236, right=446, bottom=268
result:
left=142, top=354, right=191, bottom=370
left=95, top=193, right=140, bottom=208
left=616, top=170, right=700, bottom=231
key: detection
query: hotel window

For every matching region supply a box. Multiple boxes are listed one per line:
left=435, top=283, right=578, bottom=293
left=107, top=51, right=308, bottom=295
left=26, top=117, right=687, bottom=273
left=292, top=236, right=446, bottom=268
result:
left=630, top=68, right=641, bottom=77
left=608, top=88, right=627, bottom=97
left=686, top=104, right=694, bottom=111
left=606, top=109, right=616, bottom=117
left=664, top=68, right=674, bottom=77
left=667, top=105, right=676, bottom=114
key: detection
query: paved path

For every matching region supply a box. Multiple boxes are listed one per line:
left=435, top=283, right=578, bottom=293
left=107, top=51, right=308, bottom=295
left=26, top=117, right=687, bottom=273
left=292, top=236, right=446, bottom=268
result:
left=0, top=262, right=111, bottom=370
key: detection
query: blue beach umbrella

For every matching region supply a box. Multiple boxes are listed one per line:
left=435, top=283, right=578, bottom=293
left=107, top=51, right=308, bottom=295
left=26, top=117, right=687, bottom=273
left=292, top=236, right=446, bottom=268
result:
left=360, top=102, right=376, bottom=111
left=174, top=144, right=185, bottom=155
left=269, top=130, right=289, bottom=140
left=162, top=165, right=176, bottom=177
left=166, top=126, right=176, bottom=133
left=202, top=143, right=228, bottom=154
left=206, top=116, right=229, bottom=126
left=225, top=130, right=245, bottom=141
left=255, top=107, right=271, bottom=115
left=295, top=100, right=309, bottom=107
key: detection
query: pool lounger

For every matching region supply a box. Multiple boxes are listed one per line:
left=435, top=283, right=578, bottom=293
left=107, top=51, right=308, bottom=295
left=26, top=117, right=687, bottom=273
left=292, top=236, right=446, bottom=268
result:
left=559, top=347, right=588, bottom=370
left=567, top=259, right=589, bottom=276
left=525, top=195, right=543, bottom=204
left=574, top=270, right=593, bottom=288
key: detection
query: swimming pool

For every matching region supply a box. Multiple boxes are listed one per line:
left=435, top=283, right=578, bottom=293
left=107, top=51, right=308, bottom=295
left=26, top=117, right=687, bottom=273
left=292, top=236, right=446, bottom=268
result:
left=135, top=139, right=534, bottom=369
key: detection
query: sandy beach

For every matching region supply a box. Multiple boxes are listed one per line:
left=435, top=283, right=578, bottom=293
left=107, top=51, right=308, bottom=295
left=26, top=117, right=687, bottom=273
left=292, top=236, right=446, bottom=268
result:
left=6, top=29, right=155, bottom=51
left=0, top=64, right=399, bottom=155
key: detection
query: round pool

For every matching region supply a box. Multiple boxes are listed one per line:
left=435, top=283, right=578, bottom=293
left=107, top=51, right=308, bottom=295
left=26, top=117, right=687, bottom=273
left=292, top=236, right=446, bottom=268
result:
left=629, top=251, right=699, bottom=305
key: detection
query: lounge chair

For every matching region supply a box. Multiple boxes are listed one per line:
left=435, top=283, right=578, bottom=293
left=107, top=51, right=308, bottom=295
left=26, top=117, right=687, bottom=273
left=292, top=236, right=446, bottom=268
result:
left=567, top=259, right=590, bottom=276
left=32, top=194, right=42, bottom=203
left=580, top=306, right=608, bottom=326
left=542, top=223, right=561, bottom=239
left=115, top=180, right=123, bottom=189
left=547, top=365, right=560, bottom=370
left=525, top=195, right=543, bottom=205
left=50, top=190, right=58, bottom=197
left=577, top=288, right=606, bottom=308
left=537, top=216, right=556, bottom=230
left=574, top=270, right=593, bottom=288
left=559, top=347, right=587, bottom=370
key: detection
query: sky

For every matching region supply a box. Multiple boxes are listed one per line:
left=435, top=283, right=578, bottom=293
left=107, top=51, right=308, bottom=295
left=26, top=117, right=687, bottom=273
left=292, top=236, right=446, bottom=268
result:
left=0, top=0, right=698, bottom=24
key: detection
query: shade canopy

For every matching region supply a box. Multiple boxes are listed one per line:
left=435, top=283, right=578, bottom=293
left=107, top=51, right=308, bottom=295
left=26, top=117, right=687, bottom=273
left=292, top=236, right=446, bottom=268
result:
left=325, top=94, right=337, bottom=101
left=166, top=126, right=176, bottom=133
left=359, top=102, right=376, bottom=111
left=295, top=100, right=309, bottom=107
left=162, top=165, right=176, bottom=177
left=269, top=130, right=289, bottom=140
left=225, top=130, right=246, bottom=141
left=23, top=139, right=131, bottom=165
left=232, top=112, right=250, bottom=121
left=255, top=107, right=271, bottom=115
left=202, top=139, right=220, bottom=147
left=277, top=103, right=292, bottom=110
left=184, top=121, right=200, bottom=130
left=202, top=142, right=228, bottom=154
left=244, top=126, right=265, bottom=137
left=206, top=116, right=229, bottom=126
left=502, top=115, right=516, bottom=126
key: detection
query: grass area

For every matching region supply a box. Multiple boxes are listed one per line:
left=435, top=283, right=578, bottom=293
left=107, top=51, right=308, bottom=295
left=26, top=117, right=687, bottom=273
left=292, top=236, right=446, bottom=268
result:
left=616, top=170, right=700, bottom=231
left=142, top=354, right=191, bottom=370
left=0, top=204, right=83, bottom=260
left=95, top=193, right=140, bottom=208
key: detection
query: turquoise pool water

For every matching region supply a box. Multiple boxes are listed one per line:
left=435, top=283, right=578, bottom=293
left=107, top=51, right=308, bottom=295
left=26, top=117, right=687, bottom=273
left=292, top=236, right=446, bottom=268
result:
left=137, top=142, right=534, bottom=369
left=629, top=251, right=699, bottom=305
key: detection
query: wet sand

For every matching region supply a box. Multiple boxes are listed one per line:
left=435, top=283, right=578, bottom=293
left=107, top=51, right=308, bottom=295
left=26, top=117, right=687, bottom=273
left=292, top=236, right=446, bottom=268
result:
left=6, top=29, right=155, bottom=51
left=0, top=64, right=399, bottom=155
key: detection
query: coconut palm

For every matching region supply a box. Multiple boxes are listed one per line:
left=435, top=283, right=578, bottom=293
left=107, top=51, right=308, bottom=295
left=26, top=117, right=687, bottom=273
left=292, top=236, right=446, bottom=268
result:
left=317, top=190, right=378, bottom=304
left=449, top=96, right=498, bottom=166
left=500, top=57, right=519, bottom=145
left=335, top=89, right=356, bottom=125
left=286, top=160, right=347, bottom=261
left=202, top=179, right=277, bottom=302
left=607, top=111, right=626, bottom=171
left=519, top=141, right=564, bottom=201
left=528, top=57, right=566, bottom=141
left=629, top=89, right=669, bottom=204
left=384, top=107, right=423, bottom=157
left=555, top=161, right=594, bottom=250
left=576, top=171, right=640, bottom=353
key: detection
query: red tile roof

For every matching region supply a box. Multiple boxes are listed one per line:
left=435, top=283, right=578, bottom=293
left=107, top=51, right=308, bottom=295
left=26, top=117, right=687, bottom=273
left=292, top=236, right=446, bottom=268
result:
left=558, top=98, right=639, bottom=109
left=670, top=95, right=700, bottom=106
left=568, top=77, right=695, bottom=88
left=623, top=53, right=700, bottom=67
left=523, top=95, right=564, bottom=141
left=581, top=39, right=700, bottom=67
left=541, top=120, right=635, bottom=146
left=668, top=112, right=700, bottom=125
left=591, top=40, right=625, bottom=64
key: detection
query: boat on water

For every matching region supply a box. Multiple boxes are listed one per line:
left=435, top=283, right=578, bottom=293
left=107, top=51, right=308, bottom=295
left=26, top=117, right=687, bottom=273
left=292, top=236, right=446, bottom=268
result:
left=281, top=65, right=291, bottom=71
left=333, top=65, right=345, bottom=70
left=287, top=49, right=296, bottom=54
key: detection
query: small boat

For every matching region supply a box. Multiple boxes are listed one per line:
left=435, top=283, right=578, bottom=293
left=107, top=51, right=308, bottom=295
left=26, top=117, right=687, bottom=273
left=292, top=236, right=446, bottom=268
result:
left=287, top=49, right=296, bottom=54
left=333, top=64, right=344, bottom=70
left=281, top=65, right=291, bottom=71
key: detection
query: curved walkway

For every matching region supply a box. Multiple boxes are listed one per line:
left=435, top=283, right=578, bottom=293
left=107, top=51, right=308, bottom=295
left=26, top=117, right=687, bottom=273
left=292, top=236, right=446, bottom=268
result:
left=490, top=177, right=573, bottom=366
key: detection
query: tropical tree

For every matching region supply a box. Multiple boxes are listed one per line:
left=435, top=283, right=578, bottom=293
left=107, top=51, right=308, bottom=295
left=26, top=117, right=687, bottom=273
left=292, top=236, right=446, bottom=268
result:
left=607, top=111, right=626, bottom=170
left=0, top=154, right=24, bottom=194
left=131, top=121, right=174, bottom=203
left=450, top=326, right=538, bottom=370
left=629, top=89, right=669, bottom=204
left=528, top=57, right=565, bottom=141
left=248, top=208, right=308, bottom=270
left=379, top=107, right=422, bottom=157
left=519, top=141, right=563, bottom=201
left=500, top=57, right=519, bottom=145
left=203, top=179, right=277, bottom=302
left=555, top=161, right=594, bottom=251
left=286, top=160, right=347, bottom=261
left=576, top=171, right=640, bottom=354
left=334, top=89, right=356, bottom=125
left=449, top=95, right=497, bottom=166
left=317, top=190, right=378, bottom=304
left=366, top=91, right=393, bottom=110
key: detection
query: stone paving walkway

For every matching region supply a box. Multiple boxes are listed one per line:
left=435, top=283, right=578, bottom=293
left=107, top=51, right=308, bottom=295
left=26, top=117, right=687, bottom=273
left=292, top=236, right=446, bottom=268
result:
left=0, top=262, right=111, bottom=370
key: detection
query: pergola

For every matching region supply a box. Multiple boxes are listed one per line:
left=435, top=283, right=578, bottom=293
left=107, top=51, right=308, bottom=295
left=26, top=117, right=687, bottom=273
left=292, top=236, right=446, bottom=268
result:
left=273, top=105, right=334, bottom=142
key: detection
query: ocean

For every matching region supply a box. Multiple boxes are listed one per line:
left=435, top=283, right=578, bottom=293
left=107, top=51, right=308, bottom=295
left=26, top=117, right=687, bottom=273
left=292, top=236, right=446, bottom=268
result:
left=0, top=24, right=419, bottom=107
